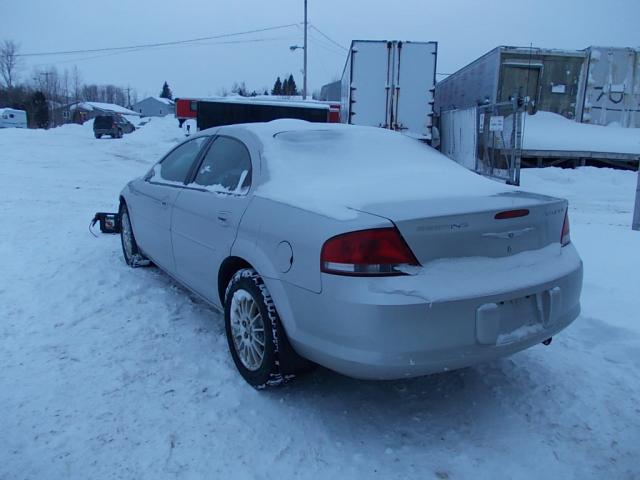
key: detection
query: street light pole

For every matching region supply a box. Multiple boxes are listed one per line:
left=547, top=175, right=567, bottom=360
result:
left=303, top=0, right=308, bottom=99
left=633, top=167, right=640, bottom=231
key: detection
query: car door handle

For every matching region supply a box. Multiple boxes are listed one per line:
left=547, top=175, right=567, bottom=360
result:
left=217, top=211, right=231, bottom=226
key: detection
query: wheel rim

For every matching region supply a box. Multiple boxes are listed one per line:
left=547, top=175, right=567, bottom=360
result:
left=121, top=211, right=134, bottom=259
left=230, top=289, right=266, bottom=371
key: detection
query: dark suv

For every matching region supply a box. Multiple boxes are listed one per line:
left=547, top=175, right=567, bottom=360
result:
left=93, top=115, right=135, bottom=139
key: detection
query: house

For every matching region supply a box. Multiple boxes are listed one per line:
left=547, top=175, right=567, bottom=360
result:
left=55, top=101, right=140, bottom=125
left=131, top=97, right=175, bottom=117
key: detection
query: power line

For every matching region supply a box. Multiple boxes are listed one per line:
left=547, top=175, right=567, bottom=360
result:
left=305, top=30, right=345, bottom=56
left=16, top=23, right=300, bottom=58
left=308, top=24, right=347, bottom=51
left=29, top=36, right=297, bottom=68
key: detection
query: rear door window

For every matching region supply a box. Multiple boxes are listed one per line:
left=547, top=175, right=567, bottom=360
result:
left=152, top=137, right=209, bottom=184
left=94, top=116, right=113, bottom=127
left=192, top=136, right=252, bottom=193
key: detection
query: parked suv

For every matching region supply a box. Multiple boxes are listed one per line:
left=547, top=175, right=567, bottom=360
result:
left=93, top=115, right=135, bottom=139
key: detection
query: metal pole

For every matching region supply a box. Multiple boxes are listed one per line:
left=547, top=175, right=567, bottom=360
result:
left=633, top=166, right=640, bottom=231
left=303, top=0, right=308, bottom=99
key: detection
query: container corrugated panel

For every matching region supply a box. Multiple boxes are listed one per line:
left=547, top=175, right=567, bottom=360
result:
left=434, top=47, right=501, bottom=114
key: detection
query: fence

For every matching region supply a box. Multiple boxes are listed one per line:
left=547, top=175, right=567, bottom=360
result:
left=439, top=101, right=524, bottom=185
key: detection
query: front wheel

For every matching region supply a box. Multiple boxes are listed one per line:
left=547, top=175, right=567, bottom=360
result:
left=224, top=269, right=294, bottom=389
left=119, top=203, right=150, bottom=267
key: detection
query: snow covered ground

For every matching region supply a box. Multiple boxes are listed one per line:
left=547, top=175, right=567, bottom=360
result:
left=1, top=119, right=639, bottom=479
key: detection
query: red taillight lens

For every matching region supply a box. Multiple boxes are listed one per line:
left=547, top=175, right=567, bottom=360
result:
left=495, top=209, right=529, bottom=220
left=561, top=210, right=571, bottom=247
left=320, top=227, right=419, bottom=276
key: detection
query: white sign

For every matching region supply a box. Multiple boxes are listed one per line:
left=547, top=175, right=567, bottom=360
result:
left=552, top=84, right=566, bottom=94
left=478, top=113, right=485, bottom=133
left=489, top=116, right=504, bottom=132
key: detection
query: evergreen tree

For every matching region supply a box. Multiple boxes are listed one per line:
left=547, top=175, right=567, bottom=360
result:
left=286, top=74, right=298, bottom=96
left=282, top=77, right=289, bottom=95
left=159, top=81, right=173, bottom=100
left=31, top=90, right=48, bottom=128
left=263, top=89, right=268, bottom=96
left=271, top=77, right=282, bottom=95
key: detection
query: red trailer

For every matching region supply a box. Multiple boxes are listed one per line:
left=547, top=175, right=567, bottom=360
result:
left=175, top=98, right=198, bottom=125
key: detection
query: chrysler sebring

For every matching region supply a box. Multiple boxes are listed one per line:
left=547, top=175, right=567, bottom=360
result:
left=118, top=120, right=583, bottom=388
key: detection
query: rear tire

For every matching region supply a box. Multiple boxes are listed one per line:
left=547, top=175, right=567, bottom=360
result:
left=224, top=269, right=297, bottom=389
left=119, top=203, right=150, bottom=268
left=94, top=133, right=102, bottom=139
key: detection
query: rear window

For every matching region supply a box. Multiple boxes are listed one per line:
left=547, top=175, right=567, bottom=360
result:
left=94, top=116, right=114, bottom=127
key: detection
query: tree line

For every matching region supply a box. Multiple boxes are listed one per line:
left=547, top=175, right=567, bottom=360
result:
left=0, top=39, right=139, bottom=128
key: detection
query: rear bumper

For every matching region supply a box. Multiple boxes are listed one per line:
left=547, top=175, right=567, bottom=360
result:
left=273, top=244, right=583, bottom=380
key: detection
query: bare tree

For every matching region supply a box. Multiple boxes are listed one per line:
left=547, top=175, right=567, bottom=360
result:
left=0, top=39, right=20, bottom=89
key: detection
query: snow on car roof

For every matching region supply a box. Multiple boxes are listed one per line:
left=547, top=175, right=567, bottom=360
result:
left=225, top=120, right=516, bottom=219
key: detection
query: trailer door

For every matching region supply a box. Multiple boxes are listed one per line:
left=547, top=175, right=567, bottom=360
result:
left=499, top=64, right=541, bottom=106
left=393, top=42, right=437, bottom=140
left=348, top=41, right=392, bottom=128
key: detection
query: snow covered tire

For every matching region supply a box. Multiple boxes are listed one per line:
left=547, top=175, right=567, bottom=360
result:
left=119, top=202, right=150, bottom=268
left=224, top=269, right=294, bottom=389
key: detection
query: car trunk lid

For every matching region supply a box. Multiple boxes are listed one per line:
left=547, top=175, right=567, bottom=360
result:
left=357, top=191, right=567, bottom=264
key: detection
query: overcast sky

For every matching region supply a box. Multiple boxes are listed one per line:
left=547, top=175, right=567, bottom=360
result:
left=3, top=0, right=639, bottom=99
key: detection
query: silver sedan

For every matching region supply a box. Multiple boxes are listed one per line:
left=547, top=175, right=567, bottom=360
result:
left=119, top=120, right=583, bottom=388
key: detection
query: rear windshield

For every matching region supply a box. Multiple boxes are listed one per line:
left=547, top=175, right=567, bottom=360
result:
left=94, top=116, right=114, bottom=127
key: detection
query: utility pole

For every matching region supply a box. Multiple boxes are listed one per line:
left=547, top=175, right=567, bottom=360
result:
left=303, top=0, right=308, bottom=99
left=633, top=167, right=640, bottom=231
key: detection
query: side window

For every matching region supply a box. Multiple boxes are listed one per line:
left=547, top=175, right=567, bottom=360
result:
left=153, top=137, right=208, bottom=183
left=193, top=136, right=252, bottom=193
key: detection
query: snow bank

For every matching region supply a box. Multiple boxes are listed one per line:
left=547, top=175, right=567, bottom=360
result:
left=523, top=111, right=640, bottom=154
left=244, top=120, right=515, bottom=219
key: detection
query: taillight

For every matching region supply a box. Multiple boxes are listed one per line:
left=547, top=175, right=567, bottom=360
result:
left=320, top=227, right=419, bottom=276
left=561, top=210, right=571, bottom=247
left=495, top=209, right=529, bottom=220
left=112, top=123, right=116, bottom=128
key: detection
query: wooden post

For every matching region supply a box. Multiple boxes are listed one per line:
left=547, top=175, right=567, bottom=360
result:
left=633, top=166, right=640, bottom=231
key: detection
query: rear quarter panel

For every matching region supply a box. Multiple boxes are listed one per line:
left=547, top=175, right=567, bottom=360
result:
left=232, top=196, right=393, bottom=294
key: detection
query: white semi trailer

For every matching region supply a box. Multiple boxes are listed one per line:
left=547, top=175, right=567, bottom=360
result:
left=340, top=40, right=437, bottom=141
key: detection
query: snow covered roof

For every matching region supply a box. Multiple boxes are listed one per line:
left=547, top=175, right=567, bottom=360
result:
left=152, top=96, right=174, bottom=105
left=70, top=102, right=140, bottom=116
left=0, top=107, right=26, bottom=114
left=216, top=120, right=514, bottom=219
left=194, top=95, right=330, bottom=110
